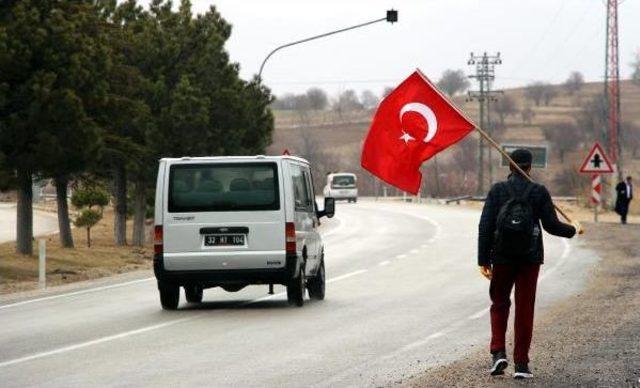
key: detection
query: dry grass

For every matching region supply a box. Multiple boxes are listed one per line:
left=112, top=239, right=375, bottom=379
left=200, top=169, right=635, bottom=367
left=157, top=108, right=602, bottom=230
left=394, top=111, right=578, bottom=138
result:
left=271, top=80, right=640, bottom=213
left=0, top=209, right=152, bottom=294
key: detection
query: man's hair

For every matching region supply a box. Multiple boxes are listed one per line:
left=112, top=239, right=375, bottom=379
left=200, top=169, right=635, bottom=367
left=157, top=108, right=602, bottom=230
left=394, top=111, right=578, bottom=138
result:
left=627, top=176, right=632, bottom=180
left=510, top=149, right=533, bottom=171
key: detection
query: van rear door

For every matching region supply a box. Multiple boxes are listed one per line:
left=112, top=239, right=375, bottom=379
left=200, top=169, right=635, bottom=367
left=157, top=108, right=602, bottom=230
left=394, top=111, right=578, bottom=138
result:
left=162, top=161, right=286, bottom=271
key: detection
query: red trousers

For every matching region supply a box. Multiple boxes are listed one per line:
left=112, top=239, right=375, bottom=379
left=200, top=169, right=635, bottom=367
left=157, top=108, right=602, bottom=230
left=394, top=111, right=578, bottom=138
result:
left=489, top=263, right=540, bottom=364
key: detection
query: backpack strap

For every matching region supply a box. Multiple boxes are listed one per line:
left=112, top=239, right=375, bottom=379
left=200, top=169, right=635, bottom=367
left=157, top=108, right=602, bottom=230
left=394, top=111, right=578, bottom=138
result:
left=505, top=181, right=517, bottom=199
left=522, top=181, right=535, bottom=200
left=506, top=180, right=535, bottom=200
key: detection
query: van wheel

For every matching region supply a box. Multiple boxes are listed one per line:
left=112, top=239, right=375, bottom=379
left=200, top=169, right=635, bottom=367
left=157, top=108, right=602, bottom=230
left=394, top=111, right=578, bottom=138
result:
left=308, top=261, right=325, bottom=300
left=287, top=265, right=305, bottom=307
left=184, top=285, right=203, bottom=303
left=158, top=282, right=179, bottom=310
left=352, top=198, right=357, bottom=203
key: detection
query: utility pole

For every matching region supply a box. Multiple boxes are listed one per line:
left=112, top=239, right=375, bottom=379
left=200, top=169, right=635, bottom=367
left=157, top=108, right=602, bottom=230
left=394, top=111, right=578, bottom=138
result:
left=467, top=52, right=502, bottom=195
left=604, top=0, right=622, bottom=179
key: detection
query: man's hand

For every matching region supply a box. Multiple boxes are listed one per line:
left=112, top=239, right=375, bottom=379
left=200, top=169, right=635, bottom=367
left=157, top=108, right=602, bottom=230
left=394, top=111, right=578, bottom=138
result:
left=572, top=221, right=584, bottom=236
left=479, top=265, right=492, bottom=280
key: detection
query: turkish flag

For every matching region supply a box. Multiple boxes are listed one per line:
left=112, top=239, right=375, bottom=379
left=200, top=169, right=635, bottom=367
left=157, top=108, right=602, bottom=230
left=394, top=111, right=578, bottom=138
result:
left=361, top=70, right=476, bottom=194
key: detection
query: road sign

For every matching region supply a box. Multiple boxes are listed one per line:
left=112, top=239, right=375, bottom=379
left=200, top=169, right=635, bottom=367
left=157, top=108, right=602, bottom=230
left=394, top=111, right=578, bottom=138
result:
left=500, top=144, right=547, bottom=168
left=579, top=143, right=614, bottom=174
left=591, top=174, right=601, bottom=205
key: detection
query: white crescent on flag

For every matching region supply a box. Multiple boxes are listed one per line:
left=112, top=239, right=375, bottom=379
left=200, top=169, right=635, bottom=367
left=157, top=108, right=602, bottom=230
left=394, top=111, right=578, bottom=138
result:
left=399, top=102, right=438, bottom=143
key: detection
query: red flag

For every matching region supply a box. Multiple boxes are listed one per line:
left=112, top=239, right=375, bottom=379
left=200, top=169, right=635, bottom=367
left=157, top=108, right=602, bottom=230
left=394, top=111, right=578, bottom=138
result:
left=361, top=70, right=475, bottom=194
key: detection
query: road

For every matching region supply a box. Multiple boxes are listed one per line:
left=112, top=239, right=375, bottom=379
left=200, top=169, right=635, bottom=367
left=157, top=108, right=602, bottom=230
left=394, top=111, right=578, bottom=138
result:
left=0, top=200, right=597, bottom=387
left=0, top=203, right=59, bottom=244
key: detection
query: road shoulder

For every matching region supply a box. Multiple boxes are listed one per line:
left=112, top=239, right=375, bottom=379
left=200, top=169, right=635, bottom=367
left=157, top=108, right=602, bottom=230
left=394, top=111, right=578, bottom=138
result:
left=410, top=222, right=640, bottom=387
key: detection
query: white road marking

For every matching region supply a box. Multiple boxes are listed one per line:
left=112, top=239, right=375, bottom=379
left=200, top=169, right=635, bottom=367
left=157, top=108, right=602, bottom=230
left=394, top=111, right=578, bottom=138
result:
left=395, top=254, right=407, bottom=259
left=539, top=238, right=572, bottom=281
left=400, top=331, right=445, bottom=352
left=468, top=307, right=490, bottom=320
left=420, top=244, right=429, bottom=249
left=378, top=261, right=390, bottom=267
left=410, top=249, right=419, bottom=254
left=0, top=267, right=373, bottom=367
left=0, top=317, right=194, bottom=368
left=0, top=277, right=155, bottom=310
left=321, top=215, right=345, bottom=239
left=326, top=269, right=368, bottom=284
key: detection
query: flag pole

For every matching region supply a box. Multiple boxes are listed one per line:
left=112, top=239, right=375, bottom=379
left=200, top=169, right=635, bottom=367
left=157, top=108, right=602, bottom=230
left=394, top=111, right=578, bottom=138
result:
left=414, top=69, right=573, bottom=224
left=473, top=125, right=573, bottom=223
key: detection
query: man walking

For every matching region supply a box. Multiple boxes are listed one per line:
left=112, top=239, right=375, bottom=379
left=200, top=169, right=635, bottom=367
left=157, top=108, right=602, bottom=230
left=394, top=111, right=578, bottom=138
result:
left=477, top=149, right=582, bottom=379
left=615, top=176, right=633, bottom=224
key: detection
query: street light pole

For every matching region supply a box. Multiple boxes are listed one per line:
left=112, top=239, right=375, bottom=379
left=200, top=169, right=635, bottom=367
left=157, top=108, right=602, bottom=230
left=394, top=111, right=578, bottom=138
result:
left=258, top=10, right=398, bottom=80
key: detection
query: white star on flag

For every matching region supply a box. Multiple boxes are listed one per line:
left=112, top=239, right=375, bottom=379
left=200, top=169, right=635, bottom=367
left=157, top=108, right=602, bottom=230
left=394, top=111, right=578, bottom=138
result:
left=399, top=130, right=415, bottom=144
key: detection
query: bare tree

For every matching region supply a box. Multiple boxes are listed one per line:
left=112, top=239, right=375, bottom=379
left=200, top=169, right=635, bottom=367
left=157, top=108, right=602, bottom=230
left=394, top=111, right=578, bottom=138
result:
left=564, top=71, right=584, bottom=95
left=306, top=88, right=328, bottom=110
left=333, top=89, right=363, bottom=118
left=553, top=168, right=585, bottom=196
left=542, top=85, right=557, bottom=106
left=436, top=69, right=470, bottom=96
left=543, top=123, right=583, bottom=162
left=524, top=82, right=546, bottom=106
left=360, top=90, right=379, bottom=110
left=521, top=106, right=535, bottom=125
left=492, top=94, right=517, bottom=126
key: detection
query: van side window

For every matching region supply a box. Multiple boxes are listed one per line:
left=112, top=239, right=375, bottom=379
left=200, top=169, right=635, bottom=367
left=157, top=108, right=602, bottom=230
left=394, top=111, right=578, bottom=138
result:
left=304, top=170, right=316, bottom=212
left=292, top=164, right=311, bottom=212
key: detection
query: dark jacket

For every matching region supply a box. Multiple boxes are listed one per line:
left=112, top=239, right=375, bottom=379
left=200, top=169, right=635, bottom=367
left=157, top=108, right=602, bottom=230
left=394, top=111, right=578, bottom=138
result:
left=615, top=181, right=633, bottom=215
left=478, top=174, right=576, bottom=266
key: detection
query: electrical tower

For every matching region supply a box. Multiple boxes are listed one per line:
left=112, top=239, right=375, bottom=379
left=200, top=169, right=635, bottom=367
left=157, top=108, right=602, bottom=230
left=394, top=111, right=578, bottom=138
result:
left=604, top=0, right=622, bottom=177
left=467, top=52, right=503, bottom=195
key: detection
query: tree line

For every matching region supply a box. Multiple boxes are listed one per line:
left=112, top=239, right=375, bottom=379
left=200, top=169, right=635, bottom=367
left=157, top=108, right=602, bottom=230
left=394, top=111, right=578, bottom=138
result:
left=0, top=0, right=274, bottom=255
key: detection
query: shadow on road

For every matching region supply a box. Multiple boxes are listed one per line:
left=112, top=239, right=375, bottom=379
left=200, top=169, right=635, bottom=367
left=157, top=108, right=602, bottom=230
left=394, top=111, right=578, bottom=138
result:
left=178, top=299, right=324, bottom=311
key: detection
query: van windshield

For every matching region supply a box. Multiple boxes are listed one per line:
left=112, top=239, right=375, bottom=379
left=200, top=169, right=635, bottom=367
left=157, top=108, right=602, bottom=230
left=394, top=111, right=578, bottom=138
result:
left=168, top=163, right=279, bottom=212
left=331, top=175, right=356, bottom=188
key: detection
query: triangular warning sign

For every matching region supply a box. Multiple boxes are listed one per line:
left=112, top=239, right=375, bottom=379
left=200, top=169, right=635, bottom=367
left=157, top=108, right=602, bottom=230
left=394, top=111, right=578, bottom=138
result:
left=579, top=142, right=614, bottom=173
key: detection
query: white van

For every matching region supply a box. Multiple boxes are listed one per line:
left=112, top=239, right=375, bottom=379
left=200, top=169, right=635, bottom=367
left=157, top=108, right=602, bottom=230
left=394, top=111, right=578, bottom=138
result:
left=153, top=155, right=335, bottom=310
left=323, top=173, right=358, bottom=203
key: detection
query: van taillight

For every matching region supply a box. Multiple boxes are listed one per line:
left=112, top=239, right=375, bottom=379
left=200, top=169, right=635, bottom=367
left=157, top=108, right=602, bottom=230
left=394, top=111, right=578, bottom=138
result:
left=285, top=222, right=296, bottom=254
left=154, top=225, right=163, bottom=255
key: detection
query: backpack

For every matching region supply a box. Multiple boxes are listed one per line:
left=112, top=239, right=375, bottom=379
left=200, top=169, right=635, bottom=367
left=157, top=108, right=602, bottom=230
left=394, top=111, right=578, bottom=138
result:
left=494, top=182, right=536, bottom=258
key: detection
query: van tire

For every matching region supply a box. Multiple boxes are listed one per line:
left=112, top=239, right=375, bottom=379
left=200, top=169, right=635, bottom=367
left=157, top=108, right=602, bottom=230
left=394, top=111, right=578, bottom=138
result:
left=158, top=282, right=180, bottom=310
left=287, top=265, right=305, bottom=307
left=185, top=285, right=203, bottom=303
left=308, top=260, right=325, bottom=300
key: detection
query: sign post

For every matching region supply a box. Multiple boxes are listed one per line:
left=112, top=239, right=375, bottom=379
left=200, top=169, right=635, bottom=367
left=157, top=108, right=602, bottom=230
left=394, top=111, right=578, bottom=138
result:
left=38, top=239, right=46, bottom=289
left=579, top=143, right=614, bottom=222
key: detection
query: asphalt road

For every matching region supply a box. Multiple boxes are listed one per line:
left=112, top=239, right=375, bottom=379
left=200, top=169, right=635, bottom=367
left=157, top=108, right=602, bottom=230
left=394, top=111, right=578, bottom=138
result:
left=0, top=203, right=59, bottom=244
left=0, top=200, right=596, bottom=387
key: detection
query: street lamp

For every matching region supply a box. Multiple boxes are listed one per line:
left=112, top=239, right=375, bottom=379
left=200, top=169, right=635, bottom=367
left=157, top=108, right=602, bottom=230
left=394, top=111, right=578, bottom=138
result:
left=258, top=10, right=398, bottom=80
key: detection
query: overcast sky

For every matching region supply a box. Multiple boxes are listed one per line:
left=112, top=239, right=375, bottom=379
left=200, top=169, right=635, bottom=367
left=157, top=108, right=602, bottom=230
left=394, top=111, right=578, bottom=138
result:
left=137, top=0, right=640, bottom=98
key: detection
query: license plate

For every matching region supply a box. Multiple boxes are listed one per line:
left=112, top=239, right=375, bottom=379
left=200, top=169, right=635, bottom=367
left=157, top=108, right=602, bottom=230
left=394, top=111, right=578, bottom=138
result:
left=204, top=234, right=245, bottom=246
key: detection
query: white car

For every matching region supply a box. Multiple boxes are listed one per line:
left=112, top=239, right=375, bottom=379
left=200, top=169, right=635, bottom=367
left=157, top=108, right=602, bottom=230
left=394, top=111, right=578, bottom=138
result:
left=153, top=155, right=335, bottom=310
left=323, top=173, right=358, bottom=203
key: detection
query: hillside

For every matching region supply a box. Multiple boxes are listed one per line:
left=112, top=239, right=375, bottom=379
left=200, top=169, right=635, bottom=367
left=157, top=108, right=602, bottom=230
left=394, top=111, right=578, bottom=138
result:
left=268, top=80, right=640, bottom=213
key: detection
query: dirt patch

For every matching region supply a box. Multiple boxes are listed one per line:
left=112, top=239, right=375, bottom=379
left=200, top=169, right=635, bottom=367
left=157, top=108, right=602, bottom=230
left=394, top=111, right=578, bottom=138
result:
left=410, top=222, right=640, bottom=387
left=0, top=209, right=152, bottom=294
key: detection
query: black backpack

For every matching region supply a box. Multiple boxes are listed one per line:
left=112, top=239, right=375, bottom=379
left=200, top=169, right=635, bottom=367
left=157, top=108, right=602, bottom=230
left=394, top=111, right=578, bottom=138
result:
left=494, top=182, right=536, bottom=257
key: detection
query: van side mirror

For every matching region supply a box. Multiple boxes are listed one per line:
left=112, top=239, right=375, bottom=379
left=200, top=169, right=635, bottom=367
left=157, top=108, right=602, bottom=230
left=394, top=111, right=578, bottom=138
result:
left=318, top=197, right=335, bottom=219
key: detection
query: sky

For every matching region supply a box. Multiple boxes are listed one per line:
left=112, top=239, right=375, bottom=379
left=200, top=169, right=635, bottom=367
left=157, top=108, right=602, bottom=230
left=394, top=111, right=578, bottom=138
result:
left=136, top=0, right=640, bottom=98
